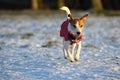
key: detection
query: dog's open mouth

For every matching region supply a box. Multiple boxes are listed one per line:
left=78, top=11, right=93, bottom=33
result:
left=69, top=33, right=80, bottom=40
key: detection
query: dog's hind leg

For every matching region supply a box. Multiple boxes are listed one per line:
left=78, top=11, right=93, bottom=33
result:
left=63, top=44, right=71, bottom=61
left=63, top=48, right=68, bottom=59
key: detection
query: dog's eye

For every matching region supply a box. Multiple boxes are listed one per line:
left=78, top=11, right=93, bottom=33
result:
left=80, top=25, right=83, bottom=28
left=73, top=25, right=76, bottom=28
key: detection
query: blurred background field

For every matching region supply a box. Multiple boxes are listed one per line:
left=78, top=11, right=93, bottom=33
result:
left=0, top=0, right=120, bottom=80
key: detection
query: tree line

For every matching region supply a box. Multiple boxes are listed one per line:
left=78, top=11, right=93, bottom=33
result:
left=0, top=0, right=120, bottom=11
left=32, top=0, right=120, bottom=11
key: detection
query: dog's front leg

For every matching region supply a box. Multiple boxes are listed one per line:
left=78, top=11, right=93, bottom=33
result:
left=63, top=48, right=68, bottom=59
left=75, top=42, right=81, bottom=61
left=64, top=46, right=71, bottom=61
left=63, top=41, right=70, bottom=59
left=69, top=44, right=76, bottom=62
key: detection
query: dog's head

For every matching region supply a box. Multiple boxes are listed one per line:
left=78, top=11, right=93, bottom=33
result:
left=68, top=14, right=88, bottom=39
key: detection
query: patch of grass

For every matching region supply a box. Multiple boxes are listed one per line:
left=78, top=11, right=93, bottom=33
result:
left=0, top=33, right=17, bottom=38
left=21, top=33, right=34, bottom=39
left=0, top=46, right=2, bottom=50
left=19, top=44, right=29, bottom=48
left=102, top=10, right=120, bottom=16
left=93, top=10, right=120, bottom=16
left=41, top=41, right=57, bottom=48
left=0, top=41, right=7, bottom=45
left=84, top=44, right=99, bottom=49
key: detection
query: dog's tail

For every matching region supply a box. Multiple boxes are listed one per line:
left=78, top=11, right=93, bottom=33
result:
left=60, top=6, right=71, bottom=19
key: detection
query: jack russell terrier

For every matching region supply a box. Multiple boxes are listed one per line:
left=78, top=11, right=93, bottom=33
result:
left=60, top=6, right=88, bottom=62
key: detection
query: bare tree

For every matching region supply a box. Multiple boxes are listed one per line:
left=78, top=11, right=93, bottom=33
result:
left=38, top=0, right=43, bottom=9
left=32, top=0, right=39, bottom=10
left=58, top=0, right=64, bottom=8
left=92, top=0, right=104, bottom=11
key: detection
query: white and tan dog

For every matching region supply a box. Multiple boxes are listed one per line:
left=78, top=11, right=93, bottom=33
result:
left=60, top=6, right=88, bottom=62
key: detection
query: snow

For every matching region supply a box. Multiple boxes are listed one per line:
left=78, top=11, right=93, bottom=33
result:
left=0, top=13, right=120, bottom=80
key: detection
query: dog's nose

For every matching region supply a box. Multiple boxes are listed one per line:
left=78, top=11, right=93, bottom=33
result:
left=77, top=32, right=80, bottom=35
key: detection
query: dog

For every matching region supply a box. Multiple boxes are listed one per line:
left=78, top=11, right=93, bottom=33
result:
left=60, top=6, right=88, bottom=62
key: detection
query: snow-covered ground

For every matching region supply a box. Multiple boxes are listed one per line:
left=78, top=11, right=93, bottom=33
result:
left=0, top=13, right=120, bottom=80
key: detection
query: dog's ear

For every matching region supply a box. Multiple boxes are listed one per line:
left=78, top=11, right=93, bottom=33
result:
left=68, top=14, right=74, bottom=21
left=80, top=14, right=88, bottom=24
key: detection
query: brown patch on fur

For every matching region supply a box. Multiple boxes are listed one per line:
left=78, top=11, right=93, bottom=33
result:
left=71, top=19, right=79, bottom=25
left=80, top=14, right=88, bottom=25
left=68, top=14, right=74, bottom=23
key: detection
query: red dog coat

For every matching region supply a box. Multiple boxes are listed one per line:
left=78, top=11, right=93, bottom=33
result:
left=60, top=20, right=82, bottom=45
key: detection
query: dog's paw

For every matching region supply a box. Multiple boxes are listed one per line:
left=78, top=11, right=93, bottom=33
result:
left=64, top=57, right=67, bottom=59
left=70, top=59, right=74, bottom=62
left=75, top=58, right=79, bottom=61
left=70, top=60, right=74, bottom=63
left=75, top=56, right=80, bottom=61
